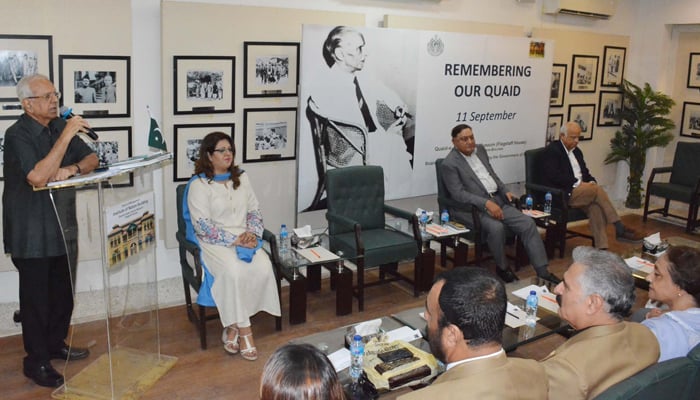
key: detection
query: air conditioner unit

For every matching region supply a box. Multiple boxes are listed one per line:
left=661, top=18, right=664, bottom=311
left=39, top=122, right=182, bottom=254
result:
left=542, top=0, right=616, bottom=19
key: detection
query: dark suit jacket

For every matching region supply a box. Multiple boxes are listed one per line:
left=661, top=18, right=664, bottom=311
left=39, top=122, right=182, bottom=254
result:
left=398, top=352, right=548, bottom=400
left=440, top=146, right=508, bottom=225
left=541, top=141, right=596, bottom=196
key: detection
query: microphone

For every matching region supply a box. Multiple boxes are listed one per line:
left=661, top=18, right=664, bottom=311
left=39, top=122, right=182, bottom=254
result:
left=59, top=106, right=98, bottom=140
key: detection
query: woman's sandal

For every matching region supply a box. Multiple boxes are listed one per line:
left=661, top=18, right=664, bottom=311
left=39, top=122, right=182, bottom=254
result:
left=221, top=326, right=239, bottom=355
left=239, top=333, right=258, bottom=361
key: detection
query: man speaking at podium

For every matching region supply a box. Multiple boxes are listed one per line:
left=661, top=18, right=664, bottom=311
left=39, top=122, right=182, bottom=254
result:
left=3, top=74, right=98, bottom=387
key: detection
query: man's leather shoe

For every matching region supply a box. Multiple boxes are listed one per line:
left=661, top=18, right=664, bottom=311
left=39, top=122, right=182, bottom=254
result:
left=496, top=267, right=518, bottom=283
left=616, top=227, right=644, bottom=243
left=23, top=362, right=64, bottom=388
left=50, top=345, right=89, bottom=361
left=537, top=272, right=561, bottom=285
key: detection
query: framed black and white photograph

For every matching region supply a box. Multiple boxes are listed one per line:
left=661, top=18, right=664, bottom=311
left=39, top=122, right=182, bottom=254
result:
left=58, top=55, right=130, bottom=118
left=173, top=56, right=235, bottom=115
left=243, top=108, right=297, bottom=163
left=570, top=55, right=599, bottom=93
left=243, top=42, right=299, bottom=98
left=85, top=126, right=133, bottom=187
left=0, top=34, right=53, bottom=120
left=687, top=53, right=700, bottom=89
left=550, top=64, right=567, bottom=107
left=568, top=104, right=596, bottom=141
left=0, top=119, right=12, bottom=180
left=680, top=102, right=700, bottom=138
left=547, top=114, right=563, bottom=145
left=597, top=91, right=623, bottom=127
left=601, top=46, right=626, bottom=87
left=173, top=123, right=234, bottom=181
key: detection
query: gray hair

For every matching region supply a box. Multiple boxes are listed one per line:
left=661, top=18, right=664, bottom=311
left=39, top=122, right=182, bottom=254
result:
left=572, top=246, right=636, bottom=320
left=16, top=74, right=49, bottom=101
left=560, top=121, right=581, bottom=135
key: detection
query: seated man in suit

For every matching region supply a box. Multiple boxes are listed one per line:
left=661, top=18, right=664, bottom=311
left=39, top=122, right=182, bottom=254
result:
left=541, top=121, right=644, bottom=249
left=398, top=267, right=548, bottom=400
left=441, top=124, right=559, bottom=283
left=542, top=246, right=659, bottom=399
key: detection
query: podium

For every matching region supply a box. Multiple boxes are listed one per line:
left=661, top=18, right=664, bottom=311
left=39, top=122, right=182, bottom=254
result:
left=40, top=153, right=177, bottom=400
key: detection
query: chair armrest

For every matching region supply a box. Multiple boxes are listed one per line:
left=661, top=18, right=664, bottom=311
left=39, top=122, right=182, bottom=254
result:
left=326, top=211, right=360, bottom=231
left=176, top=231, right=200, bottom=255
left=646, top=166, right=673, bottom=196
left=384, top=204, right=412, bottom=220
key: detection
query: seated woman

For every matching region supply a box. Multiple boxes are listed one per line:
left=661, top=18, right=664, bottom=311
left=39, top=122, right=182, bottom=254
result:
left=260, top=343, right=345, bottom=400
left=641, top=245, right=700, bottom=362
left=187, top=131, right=280, bottom=360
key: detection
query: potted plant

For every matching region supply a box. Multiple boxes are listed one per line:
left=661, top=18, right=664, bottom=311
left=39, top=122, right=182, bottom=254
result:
left=604, top=80, right=675, bottom=209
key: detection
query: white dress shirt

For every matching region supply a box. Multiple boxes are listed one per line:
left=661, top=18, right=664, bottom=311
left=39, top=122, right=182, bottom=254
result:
left=460, top=147, right=498, bottom=194
left=561, top=141, right=582, bottom=188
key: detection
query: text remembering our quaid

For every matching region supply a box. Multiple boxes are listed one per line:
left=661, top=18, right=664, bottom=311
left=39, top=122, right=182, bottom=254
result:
left=445, top=63, right=532, bottom=98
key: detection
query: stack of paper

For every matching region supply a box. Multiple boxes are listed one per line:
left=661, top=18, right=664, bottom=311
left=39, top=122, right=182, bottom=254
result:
left=625, top=256, right=654, bottom=274
left=512, top=284, right=559, bottom=314
left=293, top=246, right=339, bottom=262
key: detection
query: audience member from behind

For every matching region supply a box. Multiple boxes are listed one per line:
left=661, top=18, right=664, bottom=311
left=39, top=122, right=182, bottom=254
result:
left=260, top=343, right=345, bottom=400
left=186, top=132, right=281, bottom=360
left=542, top=246, right=659, bottom=399
left=641, top=245, right=700, bottom=361
left=398, top=267, right=548, bottom=399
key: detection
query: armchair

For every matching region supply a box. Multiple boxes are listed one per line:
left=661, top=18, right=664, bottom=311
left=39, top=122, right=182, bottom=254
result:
left=592, top=342, right=700, bottom=400
left=524, top=147, right=593, bottom=258
left=325, top=166, right=421, bottom=311
left=175, top=184, right=281, bottom=349
left=643, top=141, right=700, bottom=233
left=303, top=96, right=368, bottom=212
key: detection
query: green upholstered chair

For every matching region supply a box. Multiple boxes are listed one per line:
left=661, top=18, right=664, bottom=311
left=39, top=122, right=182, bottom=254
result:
left=592, top=342, right=700, bottom=400
left=643, top=141, right=700, bottom=233
left=325, top=166, right=421, bottom=311
left=175, top=184, right=281, bottom=349
left=434, top=158, right=523, bottom=269
left=524, top=147, right=593, bottom=258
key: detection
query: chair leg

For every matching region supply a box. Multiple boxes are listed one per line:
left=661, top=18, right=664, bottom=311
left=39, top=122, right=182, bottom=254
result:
left=198, top=305, right=207, bottom=350
left=440, top=240, right=447, bottom=267
left=687, top=201, right=699, bottom=233
left=357, top=259, right=365, bottom=312
left=663, top=199, right=670, bottom=217
left=643, top=191, right=652, bottom=222
left=182, top=278, right=195, bottom=322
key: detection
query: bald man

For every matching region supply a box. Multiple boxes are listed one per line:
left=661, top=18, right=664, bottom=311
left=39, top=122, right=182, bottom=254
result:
left=541, top=121, right=643, bottom=249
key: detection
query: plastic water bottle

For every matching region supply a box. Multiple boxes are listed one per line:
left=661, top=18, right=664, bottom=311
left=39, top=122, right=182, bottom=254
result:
left=279, top=224, right=289, bottom=258
left=440, top=209, right=450, bottom=226
left=544, top=192, right=552, bottom=214
left=525, top=194, right=533, bottom=211
left=419, top=210, right=428, bottom=233
left=350, top=334, right=365, bottom=383
left=525, top=290, right=538, bottom=326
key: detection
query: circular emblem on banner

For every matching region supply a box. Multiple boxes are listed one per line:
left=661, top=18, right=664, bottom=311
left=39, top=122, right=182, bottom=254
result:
left=427, top=35, right=444, bottom=57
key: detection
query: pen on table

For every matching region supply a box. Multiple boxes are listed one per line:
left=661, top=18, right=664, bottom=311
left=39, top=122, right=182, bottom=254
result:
left=507, top=311, right=520, bottom=319
left=310, top=249, right=321, bottom=259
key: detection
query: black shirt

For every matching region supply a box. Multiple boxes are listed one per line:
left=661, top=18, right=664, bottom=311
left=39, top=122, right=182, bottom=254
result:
left=2, top=114, right=94, bottom=258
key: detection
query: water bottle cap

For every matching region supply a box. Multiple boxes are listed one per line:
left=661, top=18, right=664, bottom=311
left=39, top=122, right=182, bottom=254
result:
left=281, top=224, right=286, bottom=228
left=353, top=334, right=362, bottom=341
left=529, top=290, right=537, bottom=295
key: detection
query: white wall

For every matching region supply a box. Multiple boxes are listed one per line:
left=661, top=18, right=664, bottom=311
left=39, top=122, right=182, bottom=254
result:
left=1, top=0, right=698, bottom=310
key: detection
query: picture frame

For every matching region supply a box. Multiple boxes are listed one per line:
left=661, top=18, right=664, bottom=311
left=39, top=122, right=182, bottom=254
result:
left=243, top=108, right=297, bottom=163
left=568, top=104, right=596, bottom=141
left=546, top=114, right=564, bottom=146
left=680, top=102, right=700, bottom=138
left=58, top=55, right=130, bottom=118
left=601, top=46, right=626, bottom=87
left=570, top=55, right=599, bottom=93
left=84, top=126, right=133, bottom=187
left=0, top=119, right=12, bottom=180
left=173, top=123, right=235, bottom=181
left=597, top=91, right=623, bottom=127
left=550, top=64, right=567, bottom=107
left=173, top=56, right=235, bottom=115
left=0, top=34, right=53, bottom=120
left=687, top=53, right=700, bottom=89
left=243, top=42, right=299, bottom=98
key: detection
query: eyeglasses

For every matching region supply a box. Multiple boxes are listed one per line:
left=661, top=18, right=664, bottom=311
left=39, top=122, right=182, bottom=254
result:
left=26, top=91, right=61, bottom=101
left=212, top=147, right=233, bottom=154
